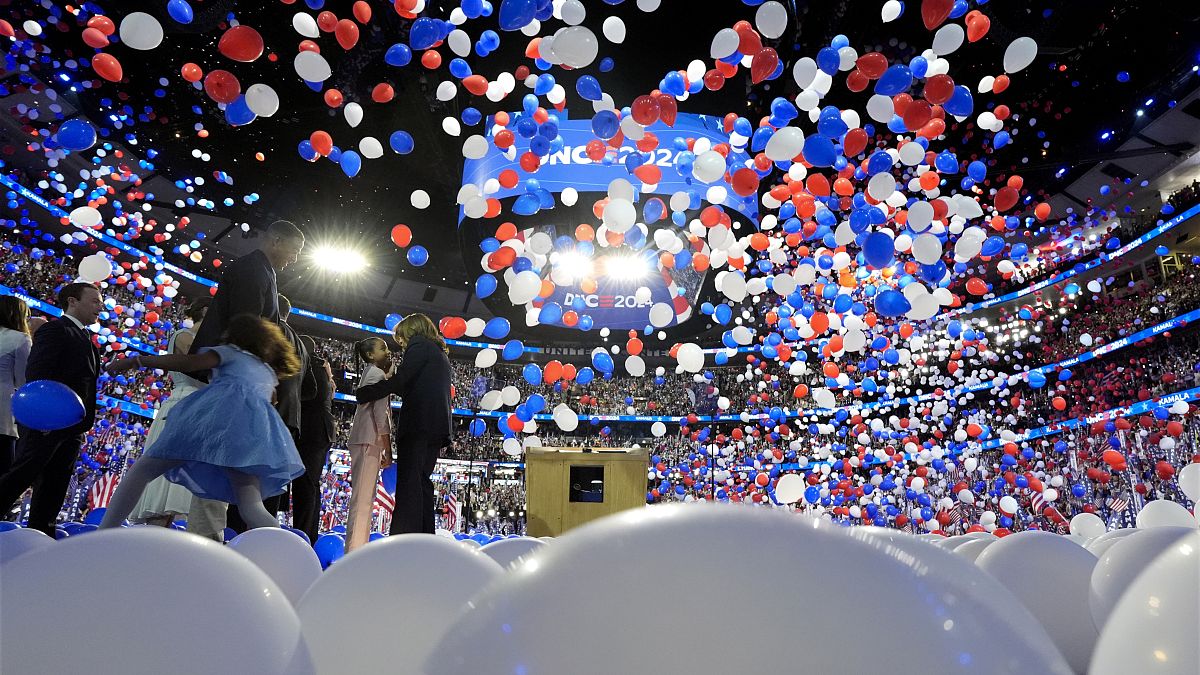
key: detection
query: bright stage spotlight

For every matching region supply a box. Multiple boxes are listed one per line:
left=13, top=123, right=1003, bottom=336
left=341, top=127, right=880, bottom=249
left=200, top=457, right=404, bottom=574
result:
left=604, top=254, right=649, bottom=280
left=311, top=245, right=368, bottom=272
left=552, top=251, right=594, bottom=280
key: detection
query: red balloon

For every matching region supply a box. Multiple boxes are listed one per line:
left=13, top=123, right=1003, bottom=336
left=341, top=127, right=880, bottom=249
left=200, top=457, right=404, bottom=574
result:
left=856, top=52, right=888, bottom=79
left=390, top=224, right=412, bottom=248
left=750, top=47, right=779, bottom=84
left=82, top=26, right=108, bottom=48
left=994, top=186, right=1019, bottom=212
left=924, top=74, right=955, bottom=105
left=703, top=69, right=725, bottom=91
left=317, top=11, right=338, bottom=32
left=335, top=19, right=360, bottom=50
left=371, top=83, right=394, bottom=103
left=440, top=316, right=467, bottom=339
left=505, top=414, right=524, bottom=432
left=87, top=15, right=115, bottom=35
left=203, top=70, right=241, bottom=104
left=630, top=95, right=660, bottom=126
left=965, top=10, right=991, bottom=42
left=309, top=130, right=333, bottom=156
left=730, top=168, right=759, bottom=197
left=218, top=25, right=264, bottom=63
left=842, top=128, right=868, bottom=157
left=180, top=62, right=203, bottom=83
left=92, top=53, right=123, bottom=82
left=921, top=0, right=954, bottom=30
left=902, top=99, right=933, bottom=132
left=352, top=0, right=373, bottom=23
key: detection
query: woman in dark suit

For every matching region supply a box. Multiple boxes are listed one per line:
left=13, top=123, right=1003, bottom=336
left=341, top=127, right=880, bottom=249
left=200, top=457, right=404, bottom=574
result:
left=355, top=313, right=452, bottom=535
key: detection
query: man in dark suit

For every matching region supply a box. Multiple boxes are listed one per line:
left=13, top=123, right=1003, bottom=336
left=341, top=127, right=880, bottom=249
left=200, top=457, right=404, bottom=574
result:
left=0, top=283, right=103, bottom=536
left=188, top=219, right=305, bottom=354
left=356, top=315, right=453, bottom=535
left=291, top=334, right=335, bottom=543
left=187, top=220, right=305, bottom=541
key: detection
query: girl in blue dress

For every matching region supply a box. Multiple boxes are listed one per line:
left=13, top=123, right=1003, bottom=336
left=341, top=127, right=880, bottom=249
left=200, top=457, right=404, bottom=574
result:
left=98, top=315, right=305, bottom=530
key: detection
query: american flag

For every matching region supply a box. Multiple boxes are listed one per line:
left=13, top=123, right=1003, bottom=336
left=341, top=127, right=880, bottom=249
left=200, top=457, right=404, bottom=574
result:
left=374, top=478, right=395, bottom=533
left=1106, top=493, right=1130, bottom=514
left=444, top=492, right=459, bottom=532
left=88, top=472, right=119, bottom=511
left=1030, top=492, right=1046, bottom=515
left=948, top=505, right=964, bottom=529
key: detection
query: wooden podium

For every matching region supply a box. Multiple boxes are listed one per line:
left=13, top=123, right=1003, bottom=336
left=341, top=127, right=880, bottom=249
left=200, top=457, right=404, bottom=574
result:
left=525, top=447, right=649, bottom=537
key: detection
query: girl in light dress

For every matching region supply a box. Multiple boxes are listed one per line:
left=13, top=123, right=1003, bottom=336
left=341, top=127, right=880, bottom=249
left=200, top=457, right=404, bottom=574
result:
left=128, top=298, right=209, bottom=526
left=344, top=337, right=394, bottom=552
left=98, top=315, right=304, bottom=530
left=0, top=296, right=32, bottom=476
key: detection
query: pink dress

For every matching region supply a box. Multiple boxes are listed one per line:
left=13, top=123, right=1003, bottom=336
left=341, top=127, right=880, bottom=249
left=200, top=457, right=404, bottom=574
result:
left=345, top=364, right=392, bottom=551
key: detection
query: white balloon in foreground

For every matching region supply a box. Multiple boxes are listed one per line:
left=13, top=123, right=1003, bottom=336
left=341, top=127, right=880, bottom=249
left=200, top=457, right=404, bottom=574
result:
left=119, top=13, right=164, bottom=51
left=411, top=190, right=431, bottom=209
left=755, top=1, right=788, bottom=39
left=78, top=254, right=113, bottom=283
left=343, top=102, right=363, bottom=128
left=245, top=84, right=280, bottom=117
left=1003, top=36, right=1038, bottom=74
left=294, top=51, right=332, bottom=81
left=69, top=206, right=102, bottom=228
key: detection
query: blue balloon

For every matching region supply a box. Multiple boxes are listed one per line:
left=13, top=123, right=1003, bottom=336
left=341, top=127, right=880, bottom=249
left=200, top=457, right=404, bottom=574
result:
left=483, top=317, right=511, bottom=340
left=498, top=0, right=536, bottom=30
left=863, top=231, right=895, bottom=268
left=297, top=139, right=318, bottom=161
left=384, top=313, right=403, bottom=330
left=409, top=18, right=441, bottom=50
left=380, top=464, right=397, bottom=494
left=469, top=418, right=487, bottom=436
left=592, top=350, right=614, bottom=373
left=967, top=160, right=987, bottom=182
left=1028, top=371, right=1047, bottom=389
left=874, top=289, right=911, bottom=318
left=576, top=366, right=595, bottom=385
left=803, top=134, right=837, bottom=167
left=389, top=130, right=415, bottom=154
left=385, top=43, right=413, bottom=67
left=314, top=534, right=346, bottom=569
left=339, top=150, right=362, bottom=178
left=522, top=363, right=543, bottom=385
left=83, top=508, right=106, bottom=525
left=167, top=0, right=194, bottom=24
left=55, top=119, right=97, bottom=152
left=875, top=65, right=913, bottom=96
left=591, top=110, right=619, bottom=140
left=538, top=301, right=563, bottom=324
left=224, top=95, right=257, bottom=126
left=475, top=274, right=498, bottom=298
left=943, top=85, right=974, bottom=117
left=502, top=339, right=524, bottom=360
left=804, top=486, right=821, bottom=504
left=406, top=245, right=429, bottom=266
left=575, top=75, right=603, bottom=101
left=12, top=380, right=85, bottom=431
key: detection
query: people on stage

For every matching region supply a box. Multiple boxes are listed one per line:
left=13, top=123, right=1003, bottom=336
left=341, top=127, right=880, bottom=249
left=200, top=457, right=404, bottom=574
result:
left=355, top=314, right=452, bottom=535
left=98, top=315, right=304, bottom=531
left=0, top=283, right=102, bottom=536
left=345, top=336, right=394, bottom=552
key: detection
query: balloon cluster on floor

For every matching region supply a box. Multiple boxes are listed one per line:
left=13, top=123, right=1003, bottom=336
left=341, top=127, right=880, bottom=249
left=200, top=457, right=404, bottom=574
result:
left=1, top=505, right=1196, bottom=674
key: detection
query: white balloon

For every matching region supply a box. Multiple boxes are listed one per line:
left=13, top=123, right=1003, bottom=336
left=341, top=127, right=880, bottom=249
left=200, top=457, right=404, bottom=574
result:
left=1, top=528, right=312, bottom=674
left=1089, top=530, right=1199, bottom=675
left=344, top=102, right=363, bottom=128
left=676, top=343, right=704, bottom=373
left=503, top=437, right=523, bottom=457
left=298, top=535, right=502, bottom=675
left=227, top=529, right=322, bottom=606
left=448, top=29, right=471, bottom=57
left=508, top=270, right=542, bottom=305
left=692, top=150, right=726, bottom=183
left=462, top=135, right=489, bottom=160
left=465, top=317, right=486, bottom=338
left=648, top=302, right=674, bottom=328
left=481, top=538, right=547, bottom=569
left=1088, top=527, right=1194, bottom=631
left=69, top=206, right=102, bottom=228
left=764, top=127, right=804, bottom=162
left=912, top=233, right=942, bottom=265
left=475, top=348, right=498, bottom=369
left=1069, top=513, right=1106, bottom=539
left=881, top=0, right=902, bottom=22
left=720, top=272, right=747, bottom=302
left=294, top=51, right=332, bottom=82
left=710, top=28, right=740, bottom=59
left=755, top=2, right=789, bottom=39
left=22, top=19, right=42, bottom=37
left=553, top=26, right=598, bottom=68
left=552, top=403, right=579, bottom=432
left=867, top=172, right=896, bottom=201
left=866, top=94, right=896, bottom=123
left=931, top=23, right=965, bottom=56
left=293, top=12, right=319, bottom=38
left=1179, top=462, right=1200, bottom=501
left=560, top=187, right=578, bottom=206
left=559, top=0, right=586, bottom=25
left=245, top=84, right=280, bottom=117
left=411, top=189, right=431, bottom=209
left=359, top=137, right=384, bottom=159
left=952, top=537, right=995, bottom=563
left=774, top=474, right=805, bottom=503
left=479, top=390, right=503, bottom=411
left=0, top=527, right=53, bottom=566
left=624, top=355, right=646, bottom=377
left=426, top=506, right=1072, bottom=675
left=1003, top=37, right=1038, bottom=74
left=436, top=81, right=458, bottom=101
left=1136, top=499, right=1198, bottom=529
left=78, top=254, right=113, bottom=283
left=119, top=12, right=164, bottom=51
left=650, top=421, right=667, bottom=438
left=1085, top=529, right=1139, bottom=559
left=975, top=531, right=1099, bottom=673
left=602, top=199, right=636, bottom=234
left=500, top=386, right=521, bottom=407
left=601, top=16, right=626, bottom=44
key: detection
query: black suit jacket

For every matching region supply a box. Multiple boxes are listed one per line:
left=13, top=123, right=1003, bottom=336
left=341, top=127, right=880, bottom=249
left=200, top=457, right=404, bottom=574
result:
left=190, top=249, right=278, bottom=354
left=26, top=318, right=100, bottom=433
left=355, top=336, right=452, bottom=446
left=275, top=321, right=312, bottom=435
left=299, top=355, right=336, bottom=446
